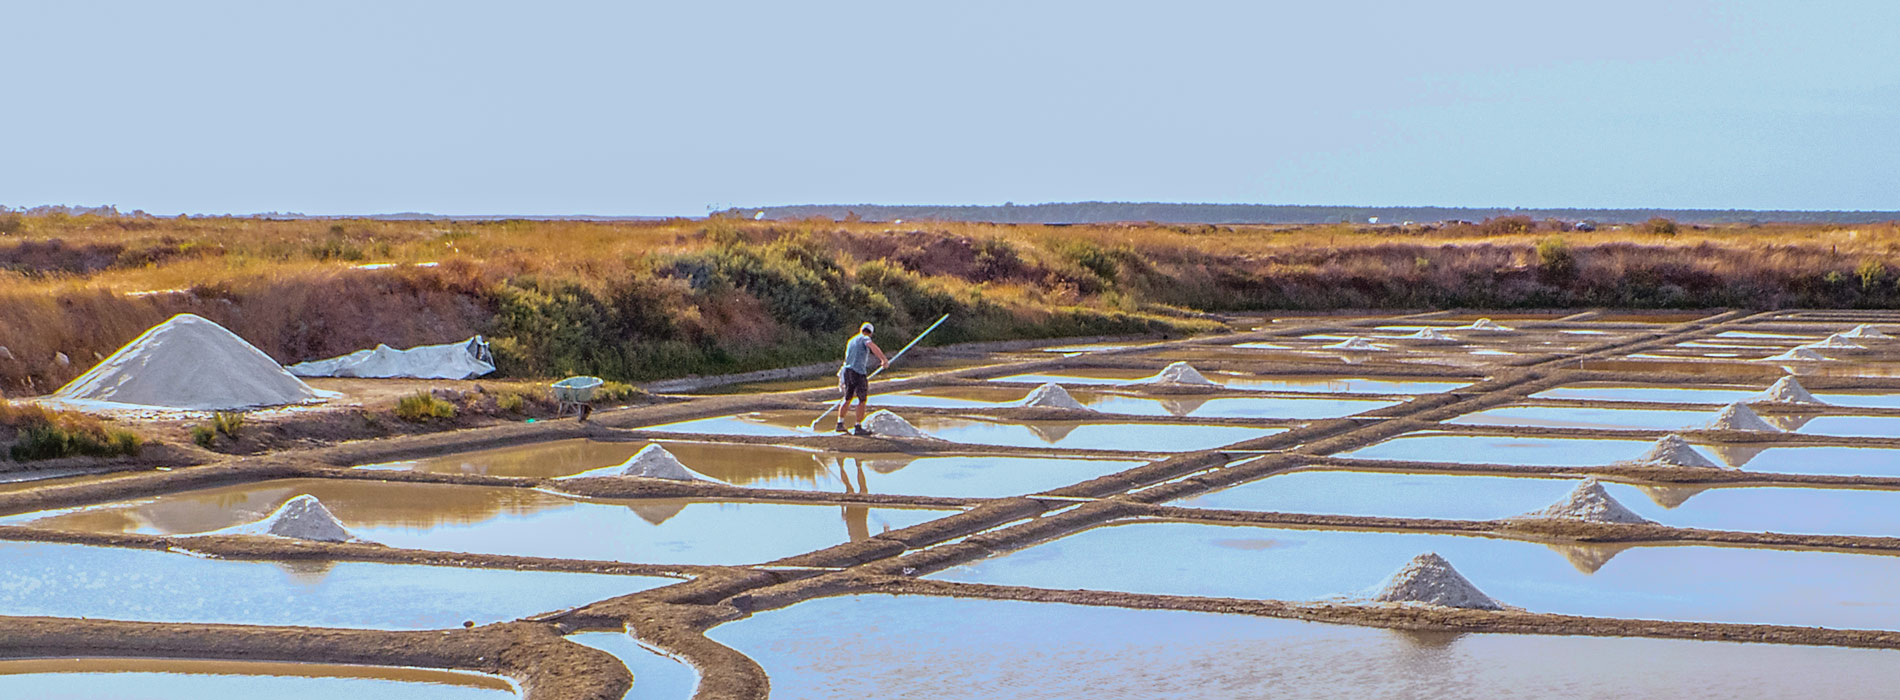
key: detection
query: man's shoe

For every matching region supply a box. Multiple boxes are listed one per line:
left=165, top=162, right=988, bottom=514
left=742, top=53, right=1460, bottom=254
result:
left=833, top=423, right=848, bottom=433
left=851, top=426, right=873, bottom=437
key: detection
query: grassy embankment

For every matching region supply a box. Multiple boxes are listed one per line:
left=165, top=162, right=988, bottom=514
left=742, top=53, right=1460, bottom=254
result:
left=2, top=213, right=1898, bottom=401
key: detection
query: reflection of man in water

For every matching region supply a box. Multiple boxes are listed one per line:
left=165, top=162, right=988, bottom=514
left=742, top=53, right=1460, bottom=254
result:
left=834, top=322, right=889, bottom=436
left=837, top=457, right=871, bottom=542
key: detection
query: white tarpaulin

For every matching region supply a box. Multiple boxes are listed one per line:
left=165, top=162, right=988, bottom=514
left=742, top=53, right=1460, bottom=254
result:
left=288, top=336, right=495, bottom=380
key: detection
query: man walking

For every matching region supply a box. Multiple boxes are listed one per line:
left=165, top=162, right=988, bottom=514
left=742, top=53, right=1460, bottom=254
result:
left=835, top=322, right=889, bottom=435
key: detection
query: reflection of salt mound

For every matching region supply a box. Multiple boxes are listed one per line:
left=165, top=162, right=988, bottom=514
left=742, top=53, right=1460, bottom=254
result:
left=53, top=314, right=330, bottom=410
left=1705, top=402, right=1781, bottom=432
left=1752, top=376, right=1825, bottom=405
left=204, top=495, right=364, bottom=543
left=863, top=410, right=933, bottom=439
left=1544, top=542, right=1633, bottom=574
left=1368, top=553, right=1502, bottom=610
left=1323, top=337, right=1388, bottom=351
left=1617, top=434, right=1720, bottom=469
left=1462, top=318, right=1512, bottom=332
left=1403, top=328, right=1457, bottom=343
left=1515, top=478, right=1653, bottom=524
left=1762, top=347, right=1828, bottom=362
left=1636, top=483, right=1709, bottom=509
left=1705, top=443, right=1767, bottom=469
left=1017, top=383, right=1090, bottom=410
left=627, top=501, right=688, bottom=525
left=1138, top=362, right=1218, bottom=386
left=1842, top=324, right=1891, bottom=339
left=1024, top=421, right=1080, bottom=444
left=1764, top=413, right=1815, bottom=431
left=1799, top=334, right=1865, bottom=350
left=1155, top=395, right=1213, bottom=417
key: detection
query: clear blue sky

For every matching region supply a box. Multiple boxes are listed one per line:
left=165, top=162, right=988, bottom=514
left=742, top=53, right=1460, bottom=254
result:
left=4, top=1, right=1896, bottom=216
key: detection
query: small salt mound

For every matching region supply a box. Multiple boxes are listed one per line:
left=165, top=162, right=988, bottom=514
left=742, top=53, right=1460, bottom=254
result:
left=1138, top=361, right=1219, bottom=386
left=1620, top=434, right=1720, bottom=469
left=1462, top=318, right=1512, bottom=332
left=614, top=444, right=708, bottom=481
left=1842, top=324, right=1891, bottom=339
left=1368, top=552, right=1502, bottom=610
left=1404, top=328, right=1456, bottom=342
left=203, top=495, right=364, bottom=543
left=54, top=313, right=329, bottom=411
left=1752, top=376, right=1826, bottom=405
left=1323, top=337, right=1388, bottom=351
left=1705, top=402, right=1782, bottom=432
left=1799, top=334, right=1866, bottom=350
left=1017, top=383, right=1091, bottom=411
left=1762, top=347, right=1828, bottom=362
left=1516, top=478, right=1653, bottom=524
left=862, top=410, right=934, bottom=439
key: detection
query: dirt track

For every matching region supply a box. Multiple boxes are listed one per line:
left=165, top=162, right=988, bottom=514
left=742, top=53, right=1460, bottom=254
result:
left=6, top=308, right=1900, bottom=699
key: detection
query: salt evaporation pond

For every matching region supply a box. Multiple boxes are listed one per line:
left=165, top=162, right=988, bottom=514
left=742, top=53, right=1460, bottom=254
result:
left=11, top=479, right=950, bottom=565
left=1531, top=383, right=1900, bottom=410
left=0, top=659, right=513, bottom=700
left=0, top=540, right=659, bottom=629
left=876, top=386, right=1399, bottom=419
left=931, top=522, right=1900, bottom=630
left=1344, top=432, right=1900, bottom=477
left=1449, top=405, right=1900, bottom=437
left=709, top=595, right=1900, bottom=700
left=988, top=370, right=1471, bottom=395
left=568, top=632, right=698, bottom=700
left=364, top=439, right=1141, bottom=498
left=650, top=410, right=1280, bottom=452
left=1177, top=470, right=1900, bottom=537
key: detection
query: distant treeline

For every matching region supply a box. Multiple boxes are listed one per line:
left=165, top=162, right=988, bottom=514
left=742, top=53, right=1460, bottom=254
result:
left=726, top=202, right=1900, bottom=226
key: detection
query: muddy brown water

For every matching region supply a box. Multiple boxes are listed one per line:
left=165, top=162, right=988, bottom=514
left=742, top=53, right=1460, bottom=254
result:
left=931, top=521, right=1900, bottom=629
left=10, top=478, right=953, bottom=565
left=711, top=595, right=1900, bottom=700
left=0, top=658, right=514, bottom=699
left=0, top=540, right=659, bottom=629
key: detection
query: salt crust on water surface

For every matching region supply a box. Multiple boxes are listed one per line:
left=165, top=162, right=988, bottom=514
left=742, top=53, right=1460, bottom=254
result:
left=1753, top=376, right=1825, bottom=405
left=1515, top=478, right=1653, bottom=525
left=566, top=444, right=712, bottom=481
left=200, top=495, right=366, bottom=543
left=1368, top=552, right=1503, bottom=610
left=1616, top=434, right=1721, bottom=469
left=1017, top=383, right=1090, bottom=411
left=1706, top=402, right=1782, bottom=432
left=1137, top=362, right=1218, bottom=386
left=1323, top=337, right=1387, bottom=351
left=863, top=410, right=934, bottom=439
left=52, top=313, right=329, bottom=411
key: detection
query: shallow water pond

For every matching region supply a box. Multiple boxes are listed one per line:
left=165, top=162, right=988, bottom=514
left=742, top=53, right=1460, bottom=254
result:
left=931, top=521, right=1900, bottom=629
left=1178, top=469, right=1900, bottom=537
left=1344, top=431, right=1900, bottom=476
left=709, top=595, right=1900, bottom=700
left=568, top=632, right=697, bottom=700
left=0, top=659, right=513, bottom=700
left=1532, top=383, right=1900, bottom=410
left=651, top=410, right=1280, bottom=452
left=0, top=540, right=659, bottom=629
left=989, top=370, right=1471, bottom=395
left=11, top=479, right=950, bottom=565
left=1450, top=405, right=1900, bottom=437
left=878, top=386, right=1400, bottom=419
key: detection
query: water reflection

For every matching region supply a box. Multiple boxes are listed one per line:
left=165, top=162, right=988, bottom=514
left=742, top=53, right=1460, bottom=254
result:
left=0, top=658, right=514, bottom=700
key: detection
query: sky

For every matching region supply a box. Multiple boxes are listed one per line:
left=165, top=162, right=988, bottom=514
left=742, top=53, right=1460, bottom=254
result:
left=3, top=1, right=1897, bottom=216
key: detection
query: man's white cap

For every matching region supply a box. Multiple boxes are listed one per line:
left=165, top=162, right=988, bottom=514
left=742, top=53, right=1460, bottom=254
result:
left=860, top=322, right=875, bottom=334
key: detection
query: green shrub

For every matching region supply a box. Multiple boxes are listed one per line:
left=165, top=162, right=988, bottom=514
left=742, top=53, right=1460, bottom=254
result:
left=395, top=392, right=457, bottom=422
left=191, top=425, right=216, bottom=448
left=1857, top=258, right=1887, bottom=291
left=1534, top=236, right=1575, bottom=277
left=597, top=380, right=642, bottom=403
left=5, top=403, right=142, bottom=461
left=496, top=391, right=526, bottom=413
left=1645, top=217, right=1679, bottom=236
left=212, top=411, right=244, bottom=438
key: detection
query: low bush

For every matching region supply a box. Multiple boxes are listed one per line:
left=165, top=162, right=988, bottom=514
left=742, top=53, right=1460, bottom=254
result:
left=2, top=400, right=141, bottom=461
left=395, top=392, right=457, bottom=422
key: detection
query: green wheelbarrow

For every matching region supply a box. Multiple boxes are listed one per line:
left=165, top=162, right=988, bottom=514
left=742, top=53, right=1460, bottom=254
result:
left=551, top=376, right=604, bottom=421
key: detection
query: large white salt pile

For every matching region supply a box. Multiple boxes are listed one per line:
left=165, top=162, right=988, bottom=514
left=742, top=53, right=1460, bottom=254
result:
left=1752, top=376, right=1826, bottom=405
left=564, top=444, right=712, bottom=481
left=1515, top=478, right=1653, bottom=524
left=1462, top=318, right=1512, bottom=332
left=201, top=495, right=364, bottom=543
left=53, top=314, right=330, bottom=411
left=862, top=410, right=934, bottom=439
left=1618, top=434, right=1720, bottom=469
left=1842, top=324, right=1891, bottom=340
left=1138, top=361, right=1219, bottom=386
left=1403, top=328, right=1457, bottom=343
left=1762, top=347, right=1828, bottom=362
left=1016, top=383, right=1091, bottom=411
left=1323, top=337, right=1388, bottom=351
left=1705, top=402, right=1782, bottom=432
left=1368, top=552, right=1503, bottom=610
left=1799, top=334, right=1866, bottom=350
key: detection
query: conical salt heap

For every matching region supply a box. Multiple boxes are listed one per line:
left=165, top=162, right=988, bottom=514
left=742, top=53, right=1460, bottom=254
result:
left=1463, top=318, right=1512, bottom=331
left=862, top=410, right=933, bottom=439
left=1800, top=333, right=1866, bottom=350
left=1618, top=434, right=1720, bottom=469
left=1368, top=552, right=1503, bottom=610
left=1763, top=347, right=1828, bottom=362
left=1706, top=402, right=1782, bottom=432
left=615, top=444, right=708, bottom=481
left=1139, top=361, right=1218, bottom=386
left=53, top=313, right=328, bottom=410
left=204, top=495, right=363, bottom=543
left=1752, top=376, right=1826, bottom=405
left=1017, top=383, right=1091, bottom=411
left=1323, top=337, right=1388, bottom=351
left=1404, top=328, right=1456, bottom=342
left=1516, top=478, right=1653, bottom=524
left=1842, top=324, right=1891, bottom=339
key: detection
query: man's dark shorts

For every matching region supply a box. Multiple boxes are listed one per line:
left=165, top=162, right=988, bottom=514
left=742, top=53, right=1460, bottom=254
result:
left=839, top=368, right=869, bottom=402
